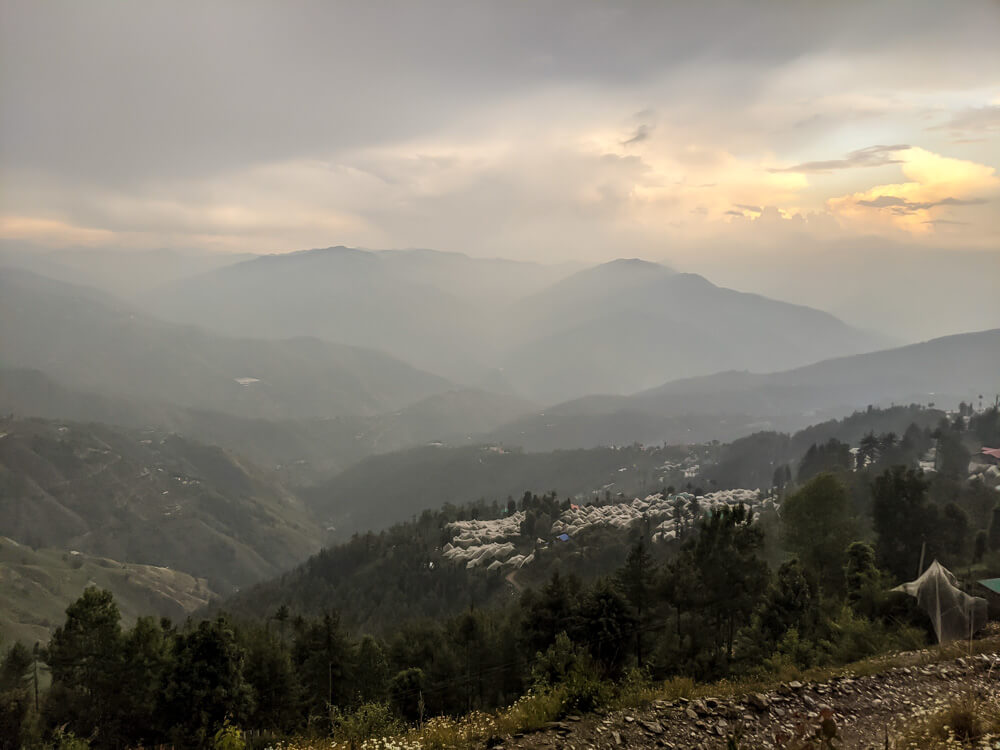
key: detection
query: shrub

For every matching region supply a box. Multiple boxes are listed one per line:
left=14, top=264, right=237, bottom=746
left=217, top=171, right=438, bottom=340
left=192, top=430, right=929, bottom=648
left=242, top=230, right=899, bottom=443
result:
left=213, top=719, right=245, bottom=750
left=498, top=688, right=564, bottom=733
left=329, top=703, right=401, bottom=749
left=49, top=727, right=91, bottom=750
left=561, top=663, right=612, bottom=715
left=892, top=693, right=1000, bottom=748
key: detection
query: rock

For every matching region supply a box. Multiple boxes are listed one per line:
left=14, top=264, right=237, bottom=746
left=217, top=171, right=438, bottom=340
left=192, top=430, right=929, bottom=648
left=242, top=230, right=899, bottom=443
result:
left=611, top=730, right=622, bottom=746
left=685, top=708, right=698, bottom=720
left=748, top=692, right=770, bottom=711
left=640, top=720, right=664, bottom=735
left=788, top=680, right=804, bottom=690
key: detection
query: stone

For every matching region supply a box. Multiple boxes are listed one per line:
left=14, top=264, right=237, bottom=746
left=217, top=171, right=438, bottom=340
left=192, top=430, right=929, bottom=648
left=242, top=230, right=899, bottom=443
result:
left=640, top=720, right=664, bottom=735
left=748, top=692, right=770, bottom=711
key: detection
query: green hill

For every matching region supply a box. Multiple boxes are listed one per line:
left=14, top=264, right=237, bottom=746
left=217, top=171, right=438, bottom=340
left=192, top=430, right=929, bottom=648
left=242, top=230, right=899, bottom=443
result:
left=0, top=537, right=212, bottom=644
left=0, top=416, right=323, bottom=593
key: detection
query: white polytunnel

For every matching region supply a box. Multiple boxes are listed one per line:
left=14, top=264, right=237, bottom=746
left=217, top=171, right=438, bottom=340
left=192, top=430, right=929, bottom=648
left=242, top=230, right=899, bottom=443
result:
left=892, top=560, right=988, bottom=644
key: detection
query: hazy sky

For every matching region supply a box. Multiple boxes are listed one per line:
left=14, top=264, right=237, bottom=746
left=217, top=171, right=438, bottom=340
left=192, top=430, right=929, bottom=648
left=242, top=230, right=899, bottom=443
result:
left=1, top=0, right=999, bottom=266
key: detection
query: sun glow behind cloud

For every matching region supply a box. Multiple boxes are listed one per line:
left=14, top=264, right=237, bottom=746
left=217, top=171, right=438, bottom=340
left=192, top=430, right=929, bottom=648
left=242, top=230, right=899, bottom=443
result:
left=827, top=148, right=999, bottom=235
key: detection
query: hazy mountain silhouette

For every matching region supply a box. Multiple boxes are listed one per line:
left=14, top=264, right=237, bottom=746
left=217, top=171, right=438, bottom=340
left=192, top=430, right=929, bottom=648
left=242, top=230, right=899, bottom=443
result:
left=488, top=328, right=1000, bottom=450
left=500, top=260, right=890, bottom=401
left=0, top=268, right=453, bottom=421
left=144, top=247, right=888, bottom=402
left=145, top=246, right=571, bottom=387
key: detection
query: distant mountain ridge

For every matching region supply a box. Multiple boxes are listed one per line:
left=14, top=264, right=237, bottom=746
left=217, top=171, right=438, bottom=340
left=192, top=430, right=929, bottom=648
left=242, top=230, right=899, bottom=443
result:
left=0, top=268, right=454, bottom=421
left=500, top=262, right=890, bottom=401
left=143, top=247, right=887, bottom=402
left=487, top=328, right=1000, bottom=450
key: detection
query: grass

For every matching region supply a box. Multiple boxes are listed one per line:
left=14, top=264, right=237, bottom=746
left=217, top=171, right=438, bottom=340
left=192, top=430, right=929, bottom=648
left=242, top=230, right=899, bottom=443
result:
left=891, top=693, right=1000, bottom=749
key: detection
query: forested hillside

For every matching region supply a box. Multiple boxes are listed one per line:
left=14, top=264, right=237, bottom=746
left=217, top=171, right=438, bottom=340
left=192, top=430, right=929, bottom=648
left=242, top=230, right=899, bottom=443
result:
left=302, top=404, right=953, bottom=537
left=0, top=416, right=323, bottom=594
left=11, top=406, right=998, bottom=749
left=301, top=443, right=705, bottom=539
left=0, top=368, right=534, bottom=484
left=230, top=407, right=1000, bottom=635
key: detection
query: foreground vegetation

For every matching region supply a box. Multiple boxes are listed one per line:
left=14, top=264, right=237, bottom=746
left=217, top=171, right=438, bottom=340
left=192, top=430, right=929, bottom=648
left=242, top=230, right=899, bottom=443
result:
left=1, top=407, right=998, bottom=749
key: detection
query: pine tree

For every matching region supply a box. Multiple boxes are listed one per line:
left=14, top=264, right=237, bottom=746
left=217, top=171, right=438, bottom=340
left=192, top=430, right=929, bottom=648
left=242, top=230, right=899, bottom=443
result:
left=781, top=473, right=857, bottom=591
left=0, top=642, right=33, bottom=750
left=615, top=541, right=656, bottom=667
left=43, top=587, right=124, bottom=747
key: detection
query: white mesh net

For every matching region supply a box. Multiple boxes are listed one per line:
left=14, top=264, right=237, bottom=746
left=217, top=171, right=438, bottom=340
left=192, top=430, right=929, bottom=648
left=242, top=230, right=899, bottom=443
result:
left=892, top=560, right=988, bottom=644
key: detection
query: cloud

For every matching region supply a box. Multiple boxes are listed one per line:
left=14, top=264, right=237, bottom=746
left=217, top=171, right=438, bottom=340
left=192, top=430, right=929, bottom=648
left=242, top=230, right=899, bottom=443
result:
left=768, top=144, right=910, bottom=173
left=930, top=105, right=1000, bottom=136
left=622, top=123, right=654, bottom=146
left=2, top=0, right=999, bottom=263
left=0, top=215, right=117, bottom=246
left=857, top=195, right=987, bottom=213
left=828, top=147, right=1000, bottom=234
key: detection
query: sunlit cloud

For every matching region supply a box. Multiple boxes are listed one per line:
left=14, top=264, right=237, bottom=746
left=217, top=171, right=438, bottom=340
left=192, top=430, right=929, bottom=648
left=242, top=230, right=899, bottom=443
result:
left=0, top=215, right=117, bottom=246
left=827, top=147, right=999, bottom=235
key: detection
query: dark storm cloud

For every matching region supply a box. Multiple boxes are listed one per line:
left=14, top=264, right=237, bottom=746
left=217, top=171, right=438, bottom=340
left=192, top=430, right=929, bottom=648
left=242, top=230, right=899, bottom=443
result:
left=768, top=145, right=911, bottom=174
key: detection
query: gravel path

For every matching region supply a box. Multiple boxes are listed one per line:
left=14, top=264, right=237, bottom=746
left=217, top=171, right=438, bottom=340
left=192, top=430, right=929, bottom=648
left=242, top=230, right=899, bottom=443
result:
left=499, top=647, right=1000, bottom=749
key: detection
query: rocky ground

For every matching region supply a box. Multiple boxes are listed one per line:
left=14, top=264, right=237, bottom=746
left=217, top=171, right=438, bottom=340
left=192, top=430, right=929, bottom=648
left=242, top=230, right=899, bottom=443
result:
left=499, top=648, right=1000, bottom=749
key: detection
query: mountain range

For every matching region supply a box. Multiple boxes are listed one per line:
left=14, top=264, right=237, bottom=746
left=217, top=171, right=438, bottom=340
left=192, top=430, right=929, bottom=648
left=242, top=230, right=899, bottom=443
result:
left=488, top=328, right=1000, bottom=451
left=139, top=246, right=888, bottom=402
left=0, top=269, right=453, bottom=421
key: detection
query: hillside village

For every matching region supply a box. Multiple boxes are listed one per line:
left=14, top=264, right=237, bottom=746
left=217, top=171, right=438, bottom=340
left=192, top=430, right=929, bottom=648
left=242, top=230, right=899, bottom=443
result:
left=444, top=488, right=771, bottom=572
